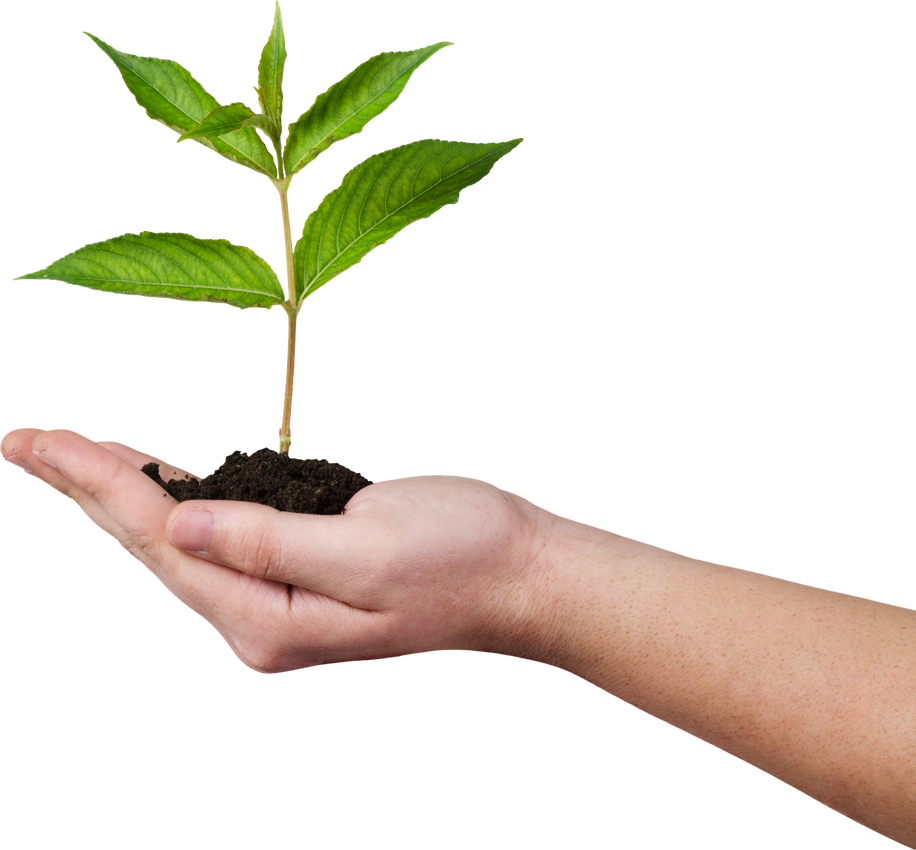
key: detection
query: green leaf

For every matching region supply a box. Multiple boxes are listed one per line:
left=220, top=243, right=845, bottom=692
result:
left=284, top=43, right=451, bottom=177
left=178, top=102, right=256, bottom=141
left=178, top=104, right=280, bottom=149
left=241, top=111, right=281, bottom=142
left=18, top=232, right=285, bottom=309
left=257, top=3, right=286, bottom=130
left=294, top=138, right=522, bottom=303
left=86, top=33, right=277, bottom=178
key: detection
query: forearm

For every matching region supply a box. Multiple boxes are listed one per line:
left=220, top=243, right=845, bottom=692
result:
left=524, top=513, right=916, bottom=845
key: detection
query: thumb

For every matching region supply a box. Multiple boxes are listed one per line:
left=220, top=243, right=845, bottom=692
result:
left=167, top=501, right=293, bottom=581
left=166, top=499, right=377, bottom=600
left=168, top=506, right=215, bottom=553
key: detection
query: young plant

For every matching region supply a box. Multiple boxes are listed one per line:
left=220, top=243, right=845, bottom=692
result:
left=19, top=4, right=521, bottom=455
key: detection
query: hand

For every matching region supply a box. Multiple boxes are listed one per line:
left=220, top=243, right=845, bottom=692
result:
left=1, top=429, right=555, bottom=672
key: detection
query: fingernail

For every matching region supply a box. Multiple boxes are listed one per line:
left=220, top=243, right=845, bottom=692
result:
left=170, top=510, right=214, bottom=553
left=4, top=455, right=36, bottom=476
left=31, top=450, right=58, bottom=470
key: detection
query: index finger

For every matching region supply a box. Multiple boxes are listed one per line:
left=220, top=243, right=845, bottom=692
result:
left=7, top=428, right=177, bottom=571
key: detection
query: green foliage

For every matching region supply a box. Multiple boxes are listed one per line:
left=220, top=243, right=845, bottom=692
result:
left=10, top=0, right=525, bottom=313
left=10, top=0, right=525, bottom=451
left=19, top=230, right=285, bottom=310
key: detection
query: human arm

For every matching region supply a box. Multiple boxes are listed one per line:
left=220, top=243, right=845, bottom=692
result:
left=533, top=513, right=916, bottom=846
left=3, top=428, right=914, bottom=845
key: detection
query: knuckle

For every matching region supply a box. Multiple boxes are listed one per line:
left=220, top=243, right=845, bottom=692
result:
left=238, top=523, right=283, bottom=580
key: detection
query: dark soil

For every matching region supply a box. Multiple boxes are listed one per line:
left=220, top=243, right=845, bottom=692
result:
left=142, top=448, right=372, bottom=515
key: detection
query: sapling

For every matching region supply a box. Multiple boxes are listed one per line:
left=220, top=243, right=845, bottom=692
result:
left=20, top=3, right=521, bottom=456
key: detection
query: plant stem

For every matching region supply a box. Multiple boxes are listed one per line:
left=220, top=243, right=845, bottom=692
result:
left=277, top=163, right=297, bottom=455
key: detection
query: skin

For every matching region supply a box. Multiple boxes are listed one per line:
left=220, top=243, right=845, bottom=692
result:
left=3, top=428, right=915, bottom=846
left=0, top=428, right=560, bottom=676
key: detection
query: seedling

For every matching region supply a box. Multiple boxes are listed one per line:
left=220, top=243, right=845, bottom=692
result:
left=20, top=4, right=520, bottom=455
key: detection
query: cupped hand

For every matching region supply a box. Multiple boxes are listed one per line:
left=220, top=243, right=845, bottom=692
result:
left=2, top=429, right=556, bottom=672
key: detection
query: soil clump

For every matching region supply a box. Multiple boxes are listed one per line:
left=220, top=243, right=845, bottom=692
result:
left=142, top=448, right=372, bottom=515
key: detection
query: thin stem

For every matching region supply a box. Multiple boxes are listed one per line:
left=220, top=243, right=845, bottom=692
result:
left=277, top=304, right=299, bottom=454
left=276, top=151, right=298, bottom=455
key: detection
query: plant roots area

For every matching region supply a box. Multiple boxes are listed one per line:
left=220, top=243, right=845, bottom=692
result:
left=143, top=449, right=372, bottom=515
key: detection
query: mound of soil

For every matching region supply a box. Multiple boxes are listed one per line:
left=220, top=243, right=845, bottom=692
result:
left=142, top=448, right=372, bottom=515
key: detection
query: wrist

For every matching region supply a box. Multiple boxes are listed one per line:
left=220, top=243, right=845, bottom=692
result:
left=481, top=498, right=622, bottom=672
